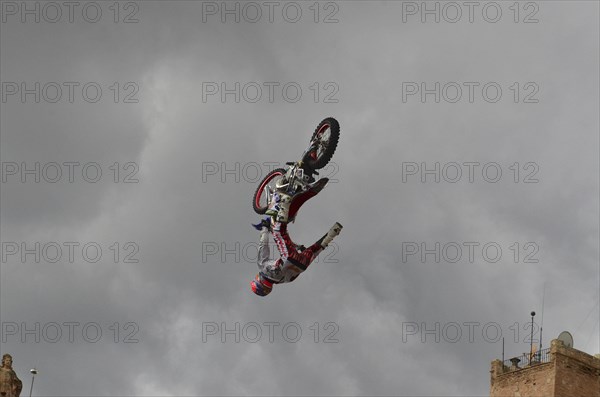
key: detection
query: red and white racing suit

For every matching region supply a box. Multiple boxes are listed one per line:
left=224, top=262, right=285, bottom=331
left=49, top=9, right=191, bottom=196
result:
left=257, top=222, right=325, bottom=284
left=257, top=182, right=326, bottom=284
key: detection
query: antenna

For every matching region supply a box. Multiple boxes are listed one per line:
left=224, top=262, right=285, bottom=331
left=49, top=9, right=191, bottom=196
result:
left=530, top=311, right=536, bottom=362
left=540, top=283, right=546, bottom=352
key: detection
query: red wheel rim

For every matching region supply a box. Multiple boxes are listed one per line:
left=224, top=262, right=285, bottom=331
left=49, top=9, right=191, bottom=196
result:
left=310, top=123, right=330, bottom=160
left=255, top=171, right=283, bottom=210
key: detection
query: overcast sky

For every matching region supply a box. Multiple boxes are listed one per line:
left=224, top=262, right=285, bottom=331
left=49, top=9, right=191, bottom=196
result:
left=1, top=1, right=599, bottom=396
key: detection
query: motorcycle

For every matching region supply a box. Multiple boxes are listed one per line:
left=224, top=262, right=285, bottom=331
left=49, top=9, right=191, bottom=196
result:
left=252, top=117, right=340, bottom=222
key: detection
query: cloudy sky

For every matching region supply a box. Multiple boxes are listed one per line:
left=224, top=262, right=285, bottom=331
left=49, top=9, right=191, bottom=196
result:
left=1, top=1, right=598, bottom=395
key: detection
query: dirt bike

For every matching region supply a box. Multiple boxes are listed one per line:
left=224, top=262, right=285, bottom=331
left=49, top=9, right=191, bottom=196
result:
left=252, top=117, right=340, bottom=221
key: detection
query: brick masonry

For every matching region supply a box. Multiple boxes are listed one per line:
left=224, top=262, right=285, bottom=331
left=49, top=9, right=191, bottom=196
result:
left=490, top=339, right=600, bottom=397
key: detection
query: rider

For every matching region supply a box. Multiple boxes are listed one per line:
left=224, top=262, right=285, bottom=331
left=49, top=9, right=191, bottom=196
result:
left=250, top=177, right=342, bottom=296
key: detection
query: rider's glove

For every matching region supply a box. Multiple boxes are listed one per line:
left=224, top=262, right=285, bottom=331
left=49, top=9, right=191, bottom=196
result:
left=252, top=217, right=272, bottom=232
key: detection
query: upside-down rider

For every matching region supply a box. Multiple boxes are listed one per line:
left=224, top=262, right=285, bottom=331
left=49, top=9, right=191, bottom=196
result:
left=250, top=176, right=343, bottom=296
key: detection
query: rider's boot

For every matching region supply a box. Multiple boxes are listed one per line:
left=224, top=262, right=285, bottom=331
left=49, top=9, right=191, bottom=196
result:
left=317, top=222, right=343, bottom=249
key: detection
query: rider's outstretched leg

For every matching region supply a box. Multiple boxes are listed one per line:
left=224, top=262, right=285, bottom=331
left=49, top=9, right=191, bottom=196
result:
left=271, top=221, right=342, bottom=270
left=299, top=221, right=343, bottom=263
left=316, top=222, right=343, bottom=249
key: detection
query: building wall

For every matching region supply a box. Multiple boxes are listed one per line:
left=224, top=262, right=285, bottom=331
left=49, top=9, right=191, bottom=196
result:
left=553, top=340, right=600, bottom=397
left=490, top=339, right=600, bottom=397
left=490, top=361, right=554, bottom=397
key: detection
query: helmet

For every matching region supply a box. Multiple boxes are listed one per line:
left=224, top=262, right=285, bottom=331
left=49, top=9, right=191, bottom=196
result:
left=250, top=273, right=273, bottom=296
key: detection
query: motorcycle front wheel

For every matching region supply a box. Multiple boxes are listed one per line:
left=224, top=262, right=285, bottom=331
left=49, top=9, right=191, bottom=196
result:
left=252, top=168, right=286, bottom=215
left=303, top=117, right=340, bottom=170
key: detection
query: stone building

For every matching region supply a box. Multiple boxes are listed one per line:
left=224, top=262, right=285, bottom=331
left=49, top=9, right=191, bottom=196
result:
left=490, top=338, right=600, bottom=397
